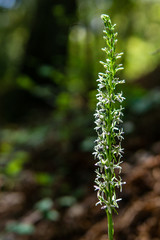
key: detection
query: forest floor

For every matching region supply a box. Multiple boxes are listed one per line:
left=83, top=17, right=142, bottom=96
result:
left=1, top=140, right=160, bottom=240
left=0, top=98, right=160, bottom=240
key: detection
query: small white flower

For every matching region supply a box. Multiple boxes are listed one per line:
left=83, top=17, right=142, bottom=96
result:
left=94, top=14, right=125, bottom=214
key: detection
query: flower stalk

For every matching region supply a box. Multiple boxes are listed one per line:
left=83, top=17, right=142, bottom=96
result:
left=93, top=14, right=125, bottom=240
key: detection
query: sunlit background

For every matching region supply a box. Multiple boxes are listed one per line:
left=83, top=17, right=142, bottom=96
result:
left=0, top=0, right=160, bottom=239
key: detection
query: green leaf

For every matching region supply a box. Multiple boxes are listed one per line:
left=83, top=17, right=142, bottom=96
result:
left=35, top=198, right=53, bottom=212
left=5, top=151, right=29, bottom=176
left=58, top=196, right=76, bottom=207
left=35, top=172, right=53, bottom=186
left=46, top=210, right=60, bottom=221
left=6, top=222, right=35, bottom=235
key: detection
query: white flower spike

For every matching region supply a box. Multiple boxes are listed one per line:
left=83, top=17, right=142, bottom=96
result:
left=94, top=14, right=125, bottom=240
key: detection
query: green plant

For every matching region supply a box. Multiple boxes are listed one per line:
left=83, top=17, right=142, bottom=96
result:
left=93, top=14, right=125, bottom=240
left=35, top=198, right=60, bottom=221
left=6, top=222, right=35, bottom=235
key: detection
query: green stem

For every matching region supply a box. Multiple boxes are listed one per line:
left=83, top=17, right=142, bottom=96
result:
left=107, top=210, right=114, bottom=240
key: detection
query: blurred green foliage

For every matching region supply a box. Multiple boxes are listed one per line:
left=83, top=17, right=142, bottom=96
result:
left=0, top=0, right=160, bottom=236
left=35, top=197, right=60, bottom=221
left=57, top=195, right=77, bottom=207
left=6, top=222, right=35, bottom=235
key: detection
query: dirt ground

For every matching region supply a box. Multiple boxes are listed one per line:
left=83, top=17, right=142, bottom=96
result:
left=1, top=141, right=160, bottom=240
